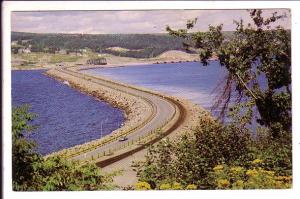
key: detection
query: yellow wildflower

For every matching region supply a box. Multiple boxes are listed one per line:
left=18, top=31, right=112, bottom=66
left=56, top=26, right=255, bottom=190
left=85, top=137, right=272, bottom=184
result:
left=252, top=159, right=263, bottom=165
left=275, top=176, right=292, bottom=182
left=246, top=169, right=259, bottom=177
left=172, top=182, right=183, bottom=190
left=275, top=180, right=283, bottom=189
left=230, top=166, right=244, bottom=174
left=159, top=183, right=172, bottom=190
left=135, top=181, right=151, bottom=190
left=232, top=180, right=244, bottom=189
left=213, top=165, right=224, bottom=171
left=275, top=176, right=285, bottom=181
left=260, top=170, right=275, bottom=176
left=217, top=179, right=230, bottom=188
left=284, top=176, right=293, bottom=182
left=236, top=180, right=244, bottom=187
left=186, top=184, right=197, bottom=190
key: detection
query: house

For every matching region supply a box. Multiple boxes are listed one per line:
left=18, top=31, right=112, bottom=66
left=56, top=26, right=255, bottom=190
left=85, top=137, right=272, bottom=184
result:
left=79, top=49, right=87, bottom=53
left=21, top=39, right=31, bottom=44
left=18, top=48, right=31, bottom=54
left=23, top=48, right=31, bottom=53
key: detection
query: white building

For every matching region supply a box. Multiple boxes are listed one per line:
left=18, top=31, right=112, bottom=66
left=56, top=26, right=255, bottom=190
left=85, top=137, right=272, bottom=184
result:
left=18, top=48, right=31, bottom=54
left=11, top=41, right=18, bottom=46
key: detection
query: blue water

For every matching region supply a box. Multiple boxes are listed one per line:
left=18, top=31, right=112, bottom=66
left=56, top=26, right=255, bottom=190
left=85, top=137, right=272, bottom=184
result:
left=12, top=70, right=124, bottom=155
left=84, top=61, right=227, bottom=113
left=84, top=61, right=271, bottom=133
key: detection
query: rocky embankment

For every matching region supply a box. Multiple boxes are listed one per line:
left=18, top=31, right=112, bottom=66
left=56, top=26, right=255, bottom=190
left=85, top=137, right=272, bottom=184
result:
left=45, top=69, right=153, bottom=158
left=45, top=67, right=214, bottom=166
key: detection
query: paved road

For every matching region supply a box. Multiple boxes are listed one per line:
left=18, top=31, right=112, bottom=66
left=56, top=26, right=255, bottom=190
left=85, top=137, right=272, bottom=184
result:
left=56, top=68, right=176, bottom=161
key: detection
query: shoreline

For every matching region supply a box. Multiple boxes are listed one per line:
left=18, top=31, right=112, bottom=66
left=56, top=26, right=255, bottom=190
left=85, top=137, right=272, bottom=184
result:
left=45, top=68, right=154, bottom=158
left=45, top=67, right=212, bottom=158
left=16, top=65, right=213, bottom=161
left=11, top=55, right=219, bottom=71
left=11, top=60, right=196, bottom=71
left=76, top=59, right=203, bottom=71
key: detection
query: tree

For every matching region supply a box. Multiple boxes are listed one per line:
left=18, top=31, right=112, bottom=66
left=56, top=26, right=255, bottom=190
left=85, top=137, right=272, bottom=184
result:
left=12, top=105, right=115, bottom=191
left=166, top=9, right=291, bottom=137
left=12, top=105, right=41, bottom=190
left=136, top=118, right=252, bottom=189
left=136, top=10, right=292, bottom=189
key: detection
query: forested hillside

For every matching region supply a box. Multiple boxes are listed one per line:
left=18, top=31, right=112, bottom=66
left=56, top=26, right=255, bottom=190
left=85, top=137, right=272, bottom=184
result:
left=12, top=32, right=187, bottom=58
left=12, top=31, right=235, bottom=58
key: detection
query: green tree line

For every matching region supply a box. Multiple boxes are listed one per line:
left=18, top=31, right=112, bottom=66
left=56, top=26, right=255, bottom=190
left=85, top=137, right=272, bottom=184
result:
left=11, top=32, right=186, bottom=58
left=11, top=32, right=235, bottom=58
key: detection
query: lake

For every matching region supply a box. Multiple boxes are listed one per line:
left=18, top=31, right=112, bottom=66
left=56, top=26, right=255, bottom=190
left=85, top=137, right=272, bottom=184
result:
left=12, top=70, right=124, bottom=155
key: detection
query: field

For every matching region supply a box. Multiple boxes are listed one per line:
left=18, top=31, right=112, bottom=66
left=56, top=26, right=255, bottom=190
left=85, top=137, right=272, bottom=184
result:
left=12, top=53, right=82, bottom=69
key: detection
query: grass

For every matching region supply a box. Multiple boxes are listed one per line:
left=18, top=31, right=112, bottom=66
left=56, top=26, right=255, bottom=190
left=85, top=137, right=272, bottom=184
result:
left=14, top=52, right=80, bottom=64
left=49, top=54, right=79, bottom=63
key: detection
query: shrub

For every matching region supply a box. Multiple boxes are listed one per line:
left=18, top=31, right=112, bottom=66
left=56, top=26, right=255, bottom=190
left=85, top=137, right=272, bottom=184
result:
left=209, top=161, right=292, bottom=189
left=135, top=182, right=152, bottom=190
left=136, top=114, right=291, bottom=189
left=186, top=184, right=197, bottom=190
left=159, top=183, right=172, bottom=190
left=136, top=118, right=252, bottom=188
left=12, top=105, right=115, bottom=191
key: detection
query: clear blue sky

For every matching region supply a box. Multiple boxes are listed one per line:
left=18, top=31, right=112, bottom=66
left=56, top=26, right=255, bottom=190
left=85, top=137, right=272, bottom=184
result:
left=11, top=9, right=290, bottom=34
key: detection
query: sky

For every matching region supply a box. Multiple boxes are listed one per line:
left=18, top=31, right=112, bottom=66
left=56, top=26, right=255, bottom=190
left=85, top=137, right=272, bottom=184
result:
left=11, top=9, right=291, bottom=34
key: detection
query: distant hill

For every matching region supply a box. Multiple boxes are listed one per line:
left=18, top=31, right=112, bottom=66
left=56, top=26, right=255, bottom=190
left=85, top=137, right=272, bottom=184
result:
left=156, top=50, right=199, bottom=61
left=11, top=31, right=235, bottom=58
left=11, top=32, right=185, bottom=57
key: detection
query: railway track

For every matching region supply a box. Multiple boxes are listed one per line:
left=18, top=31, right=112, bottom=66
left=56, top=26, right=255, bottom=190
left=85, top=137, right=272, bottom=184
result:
left=47, top=67, right=187, bottom=167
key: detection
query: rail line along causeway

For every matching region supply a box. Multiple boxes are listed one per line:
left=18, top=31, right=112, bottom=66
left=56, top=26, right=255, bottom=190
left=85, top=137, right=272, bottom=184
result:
left=46, top=66, right=209, bottom=168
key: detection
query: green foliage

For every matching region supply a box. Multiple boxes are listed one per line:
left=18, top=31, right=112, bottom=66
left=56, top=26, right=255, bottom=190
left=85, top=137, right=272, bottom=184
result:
left=136, top=106, right=291, bottom=190
left=15, top=52, right=80, bottom=64
left=30, top=157, right=114, bottom=191
left=135, top=181, right=152, bottom=190
left=254, top=127, right=292, bottom=176
left=135, top=181, right=197, bottom=190
left=136, top=118, right=252, bottom=189
left=134, top=9, right=292, bottom=190
left=12, top=105, right=41, bottom=190
left=12, top=105, right=115, bottom=191
left=136, top=115, right=291, bottom=189
left=48, top=53, right=79, bottom=63
left=136, top=124, right=292, bottom=189
left=11, top=32, right=186, bottom=58
left=209, top=161, right=292, bottom=189
left=166, top=9, right=291, bottom=137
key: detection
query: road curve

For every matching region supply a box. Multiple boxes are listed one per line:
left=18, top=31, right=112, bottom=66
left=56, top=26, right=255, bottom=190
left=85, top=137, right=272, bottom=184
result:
left=50, top=68, right=181, bottom=164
